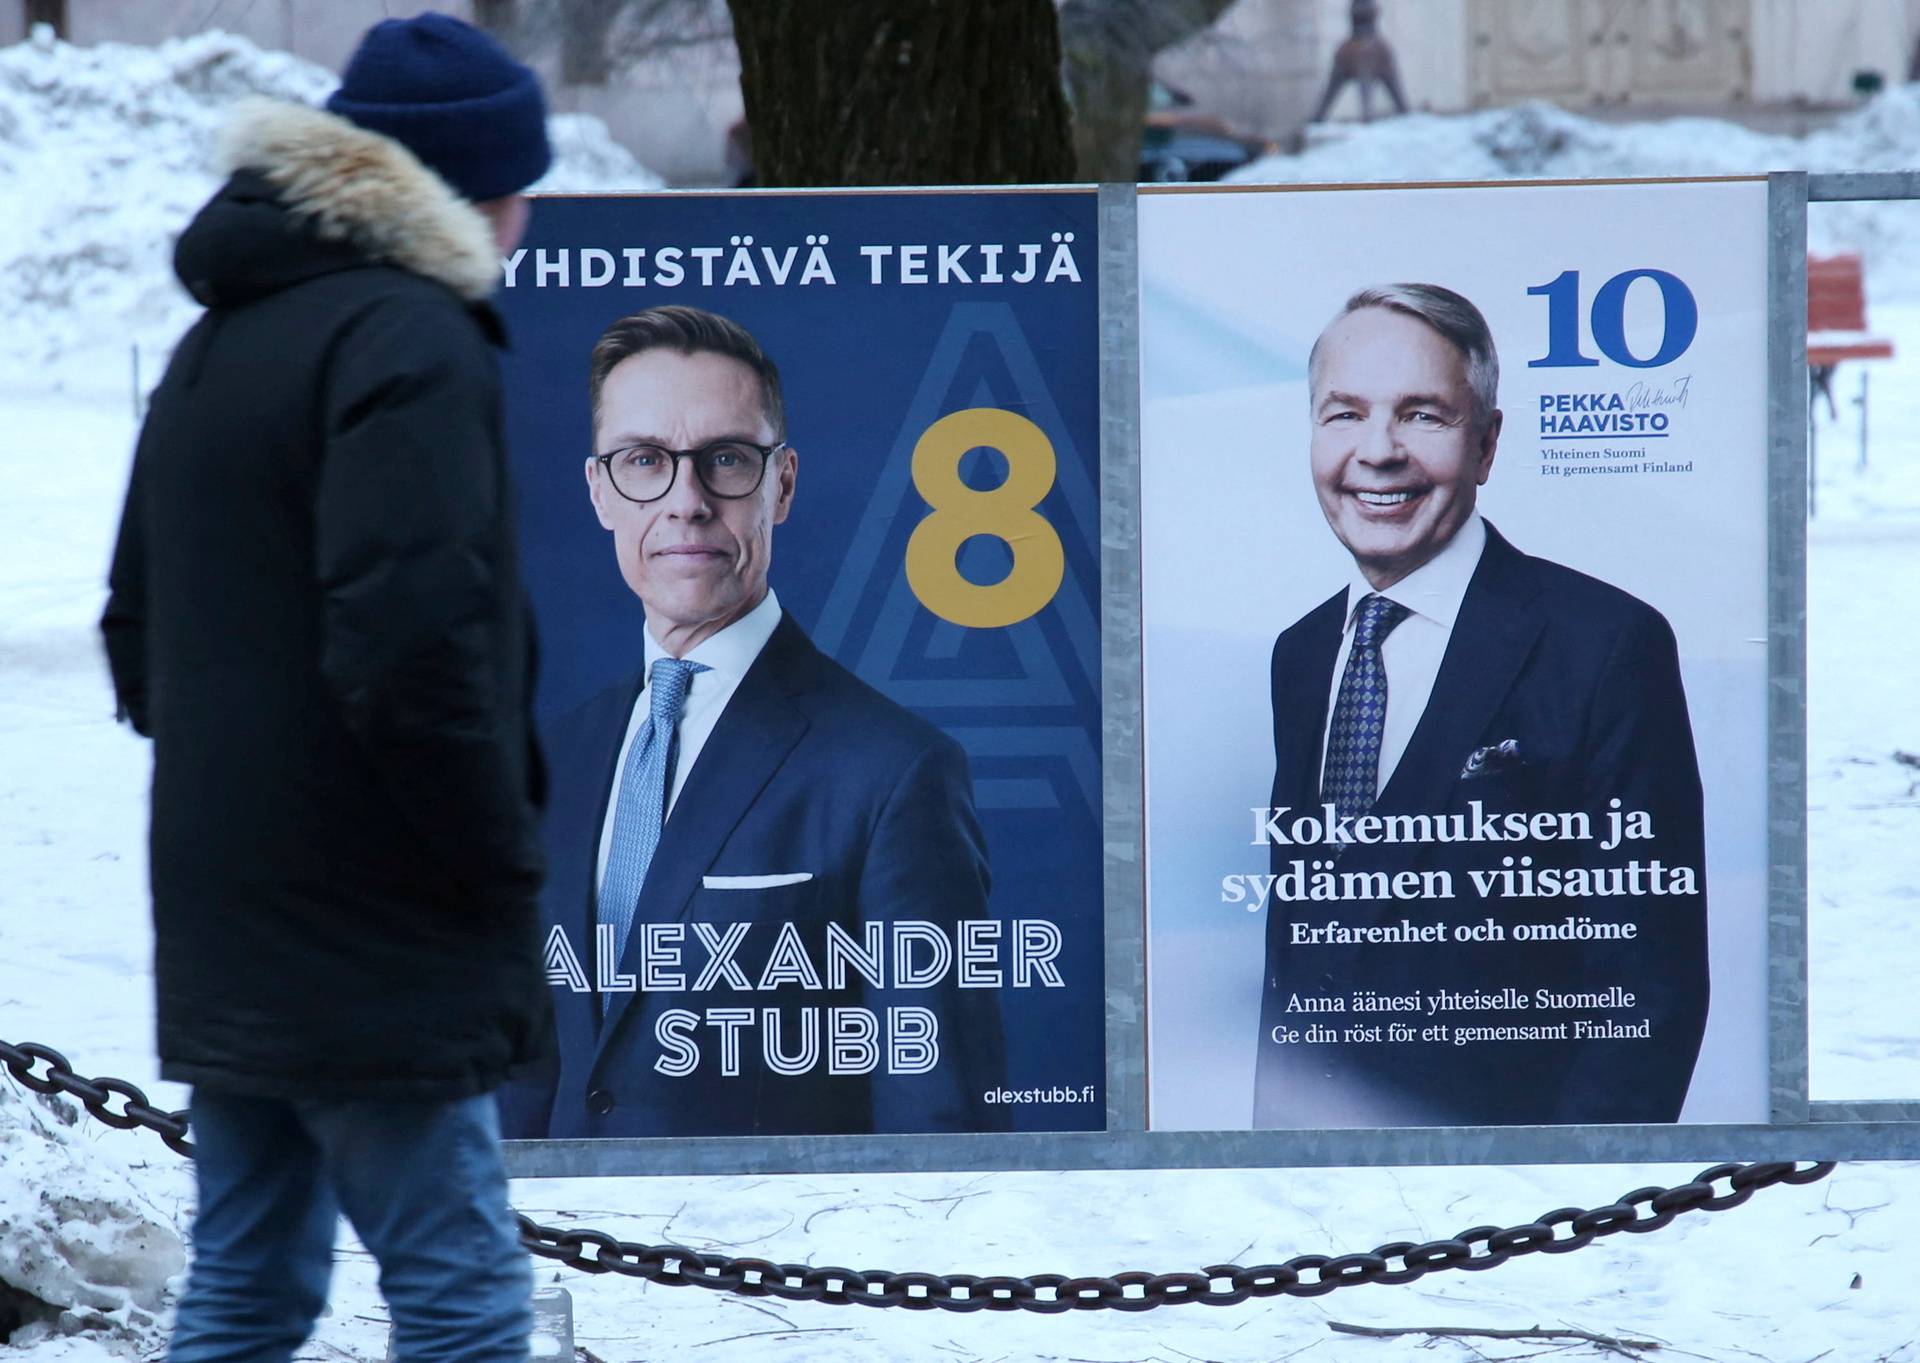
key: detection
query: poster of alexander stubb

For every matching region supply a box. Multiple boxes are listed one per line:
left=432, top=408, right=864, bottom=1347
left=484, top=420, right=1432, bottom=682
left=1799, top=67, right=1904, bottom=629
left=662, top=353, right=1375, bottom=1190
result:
left=490, top=189, right=1106, bottom=1141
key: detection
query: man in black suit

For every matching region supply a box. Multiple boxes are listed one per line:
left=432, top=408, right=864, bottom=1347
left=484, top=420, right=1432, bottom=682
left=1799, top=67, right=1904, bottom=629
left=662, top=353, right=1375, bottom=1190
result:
left=1255, top=283, right=1708, bottom=1129
left=500, top=305, right=1008, bottom=1139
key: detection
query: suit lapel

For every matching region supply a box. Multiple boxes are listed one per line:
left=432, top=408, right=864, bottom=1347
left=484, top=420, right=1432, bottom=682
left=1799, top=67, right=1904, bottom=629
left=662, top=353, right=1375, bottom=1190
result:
left=595, top=616, right=812, bottom=1054
left=1275, top=591, right=1348, bottom=809
left=1376, top=524, right=1545, bottom=816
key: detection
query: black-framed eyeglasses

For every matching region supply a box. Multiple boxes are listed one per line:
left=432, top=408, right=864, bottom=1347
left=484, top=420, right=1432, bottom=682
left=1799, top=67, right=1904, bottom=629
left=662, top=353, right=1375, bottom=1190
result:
left=593, top=439, right=787, bottom=504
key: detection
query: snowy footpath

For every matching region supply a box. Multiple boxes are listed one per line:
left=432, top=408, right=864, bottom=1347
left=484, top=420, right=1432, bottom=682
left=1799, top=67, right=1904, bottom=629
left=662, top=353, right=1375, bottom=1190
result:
left=4, top=28, right=1920, bottom=1363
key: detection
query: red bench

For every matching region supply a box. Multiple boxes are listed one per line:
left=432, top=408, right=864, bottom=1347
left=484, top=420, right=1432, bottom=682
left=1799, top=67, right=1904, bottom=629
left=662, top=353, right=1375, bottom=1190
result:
left=1808, top=251, right=1894, bottom=418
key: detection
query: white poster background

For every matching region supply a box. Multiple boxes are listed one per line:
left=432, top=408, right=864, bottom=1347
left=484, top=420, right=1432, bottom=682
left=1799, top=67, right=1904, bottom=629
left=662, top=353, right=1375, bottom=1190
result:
left=1139, top=179, right=1770, bottom=1130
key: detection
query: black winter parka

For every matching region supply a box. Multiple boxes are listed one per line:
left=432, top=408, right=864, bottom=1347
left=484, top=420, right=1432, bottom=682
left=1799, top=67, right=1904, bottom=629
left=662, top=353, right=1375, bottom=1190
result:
left=101, top=101, right=551, bottom=1101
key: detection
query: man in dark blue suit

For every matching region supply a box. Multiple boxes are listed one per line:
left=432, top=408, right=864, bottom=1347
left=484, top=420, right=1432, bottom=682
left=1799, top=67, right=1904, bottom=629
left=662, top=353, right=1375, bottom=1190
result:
left=501, top=305, right=1007, bottom=1138
left=1255, top=284, right=1708, bottom=1129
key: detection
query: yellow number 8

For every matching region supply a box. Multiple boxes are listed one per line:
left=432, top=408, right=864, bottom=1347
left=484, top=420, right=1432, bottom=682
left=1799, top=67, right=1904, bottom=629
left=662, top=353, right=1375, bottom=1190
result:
left=905, top=408, right=1065, bottom=629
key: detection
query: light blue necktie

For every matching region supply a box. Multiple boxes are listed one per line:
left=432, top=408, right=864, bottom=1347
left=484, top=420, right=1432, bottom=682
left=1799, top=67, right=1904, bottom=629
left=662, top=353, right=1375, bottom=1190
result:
left=598, top=657, right=709, bottom=967
left=1320, top=594, right=1411, bottom=824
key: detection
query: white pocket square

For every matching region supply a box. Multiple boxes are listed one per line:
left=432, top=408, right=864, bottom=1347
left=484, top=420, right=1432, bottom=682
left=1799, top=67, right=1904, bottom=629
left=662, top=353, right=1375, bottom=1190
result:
left=701, top=872, right=814, bottom=890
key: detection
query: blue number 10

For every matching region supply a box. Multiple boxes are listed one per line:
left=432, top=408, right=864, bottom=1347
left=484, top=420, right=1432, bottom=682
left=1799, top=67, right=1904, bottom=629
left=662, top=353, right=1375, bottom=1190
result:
left=1527, top=268, right=1698, bottom=369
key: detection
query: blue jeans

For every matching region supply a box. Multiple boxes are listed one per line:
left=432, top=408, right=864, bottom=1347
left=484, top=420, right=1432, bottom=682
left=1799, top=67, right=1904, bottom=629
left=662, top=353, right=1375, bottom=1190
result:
left=168, top=1090, right=531, bottom=1363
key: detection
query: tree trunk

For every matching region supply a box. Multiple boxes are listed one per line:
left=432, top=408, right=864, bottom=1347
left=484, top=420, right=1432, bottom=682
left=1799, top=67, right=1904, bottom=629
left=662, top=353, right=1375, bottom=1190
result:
left=1058, top=0, right=1240, bottom=183
left=471, top=0, right=522, bottom=47
left=559, top=0, right=627, bottom=85
left=727, top=0, right=1074, bottom=187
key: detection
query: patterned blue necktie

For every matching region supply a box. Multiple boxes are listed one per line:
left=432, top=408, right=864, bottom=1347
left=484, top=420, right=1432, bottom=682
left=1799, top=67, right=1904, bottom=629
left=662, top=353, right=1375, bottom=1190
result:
left=598, top=657, right=709, bottom=967
left=1320, top=594, right=1412, bottom=824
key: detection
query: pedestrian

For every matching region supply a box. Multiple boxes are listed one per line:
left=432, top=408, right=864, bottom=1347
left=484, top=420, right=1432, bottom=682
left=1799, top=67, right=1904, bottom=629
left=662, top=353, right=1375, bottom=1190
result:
left=100, top=14, right=553, bottom=1362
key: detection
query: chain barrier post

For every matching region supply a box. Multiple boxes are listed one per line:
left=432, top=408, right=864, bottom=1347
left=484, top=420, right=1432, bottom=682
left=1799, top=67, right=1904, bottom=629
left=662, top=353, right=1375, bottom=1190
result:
left=531, top=1286, right=575, bottom=1357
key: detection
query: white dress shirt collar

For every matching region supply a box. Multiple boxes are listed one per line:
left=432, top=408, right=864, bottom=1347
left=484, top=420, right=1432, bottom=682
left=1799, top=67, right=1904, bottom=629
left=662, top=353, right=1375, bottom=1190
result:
left=1343, top=512, right=1487, bottom=632
left=641, top=587, right=783, bottom=687
left=596, top=588, right=785, bottom=887
left=1322, top=514, right=1489, bottom=796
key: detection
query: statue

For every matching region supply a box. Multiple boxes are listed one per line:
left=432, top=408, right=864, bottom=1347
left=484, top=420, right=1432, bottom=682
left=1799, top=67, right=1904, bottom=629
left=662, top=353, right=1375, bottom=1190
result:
left=1310, top=0, right=1409, bottom=123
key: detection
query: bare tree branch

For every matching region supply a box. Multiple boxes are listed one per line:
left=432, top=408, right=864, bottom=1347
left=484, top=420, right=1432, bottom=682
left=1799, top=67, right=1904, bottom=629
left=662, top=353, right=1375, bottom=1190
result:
left=505, top=0, right=732, bottom=81
left=1329, top=1321, right=1664, bottom=1353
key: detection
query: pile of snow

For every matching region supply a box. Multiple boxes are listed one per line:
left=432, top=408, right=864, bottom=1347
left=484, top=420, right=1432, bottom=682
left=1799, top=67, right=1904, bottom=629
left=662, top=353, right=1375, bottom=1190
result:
left=539, top=111, right=666, bottom=194
left=1236, top=92, right=1920, bottom=302
left=0, top=27, right=328, bottom=375
left=0, top=26, right=660, bottom=378
left=0, top=1082, right=183, bottom=1352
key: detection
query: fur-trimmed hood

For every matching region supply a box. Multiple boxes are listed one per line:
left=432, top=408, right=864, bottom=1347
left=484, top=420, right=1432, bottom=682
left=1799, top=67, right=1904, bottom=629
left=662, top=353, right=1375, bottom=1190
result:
left=185, top=99, right=501, bottom=304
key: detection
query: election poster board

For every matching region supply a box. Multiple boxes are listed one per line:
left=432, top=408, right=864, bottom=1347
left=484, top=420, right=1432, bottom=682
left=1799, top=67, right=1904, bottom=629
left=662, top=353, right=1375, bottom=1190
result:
left=495, top=190, right=1104, bottom=1138
left=1138, top=180, right=1770, bottom=1131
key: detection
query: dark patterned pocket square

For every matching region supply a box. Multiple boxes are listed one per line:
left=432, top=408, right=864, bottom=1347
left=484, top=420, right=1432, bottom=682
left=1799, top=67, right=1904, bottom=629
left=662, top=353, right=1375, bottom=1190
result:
left=1461, top=738, right=1523, bottom=779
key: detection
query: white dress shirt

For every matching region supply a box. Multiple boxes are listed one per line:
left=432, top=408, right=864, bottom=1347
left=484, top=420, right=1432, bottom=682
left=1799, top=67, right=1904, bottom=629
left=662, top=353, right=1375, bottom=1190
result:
left=594, top=588, right=783, bottom=888
left=1320, top=514, right=1488, bottom=795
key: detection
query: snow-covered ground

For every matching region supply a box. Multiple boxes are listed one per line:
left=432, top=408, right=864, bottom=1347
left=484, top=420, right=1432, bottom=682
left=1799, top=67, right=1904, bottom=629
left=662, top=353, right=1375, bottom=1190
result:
left=1239, top=96, right=1920, bottom=310
left=1805, top=299, right=1920, bottom=1105
left=0, top=26, right=661, bottom=384
left=4, top=28, right=1920, bottom=1363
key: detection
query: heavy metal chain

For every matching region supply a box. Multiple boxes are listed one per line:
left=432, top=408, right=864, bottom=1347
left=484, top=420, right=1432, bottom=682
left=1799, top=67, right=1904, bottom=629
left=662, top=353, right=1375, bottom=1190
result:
left=1, top=1037, right=1837, bottom=1314
left=1, top=1039, right=194, bottom=1156
left=509, top=1160, right=1834, bottom=1311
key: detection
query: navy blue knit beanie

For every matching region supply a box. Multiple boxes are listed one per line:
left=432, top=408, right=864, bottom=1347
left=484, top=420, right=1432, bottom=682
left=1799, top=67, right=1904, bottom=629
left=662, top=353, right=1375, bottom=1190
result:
left=326, top=13, right=551, bottom=202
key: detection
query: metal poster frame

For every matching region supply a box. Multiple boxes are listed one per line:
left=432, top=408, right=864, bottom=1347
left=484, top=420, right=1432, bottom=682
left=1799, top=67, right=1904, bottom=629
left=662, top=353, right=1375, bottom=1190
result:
left=504, top=171, right=1920, bottom=1179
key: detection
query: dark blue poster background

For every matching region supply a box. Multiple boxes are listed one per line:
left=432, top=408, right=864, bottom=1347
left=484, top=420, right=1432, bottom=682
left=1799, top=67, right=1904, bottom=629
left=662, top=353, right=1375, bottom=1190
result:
left=497, top=191, right=1103, bottom=1134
